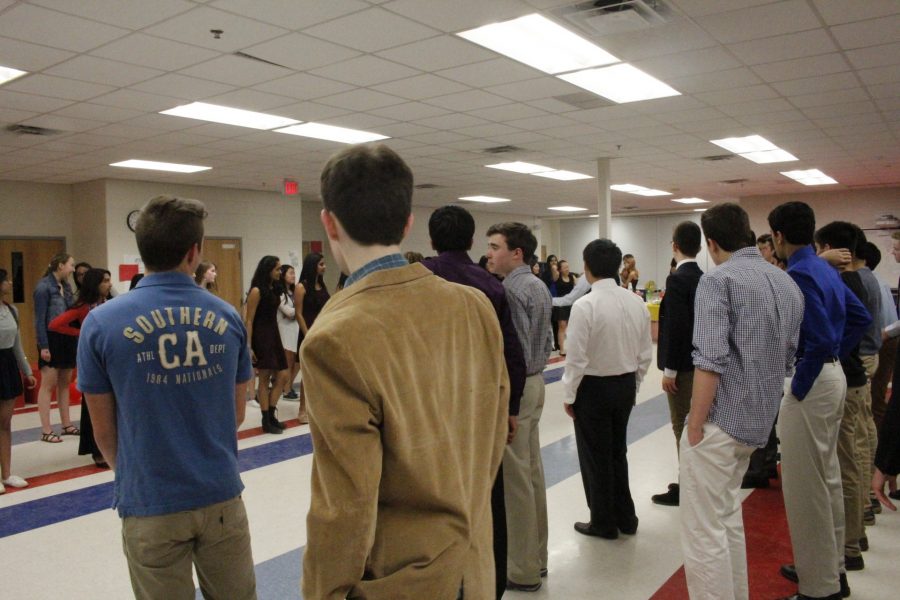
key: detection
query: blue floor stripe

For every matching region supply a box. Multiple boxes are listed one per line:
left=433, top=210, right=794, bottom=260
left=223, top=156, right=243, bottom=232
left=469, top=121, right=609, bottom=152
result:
left=13, top=419, right=82, bottom=446
left=250, top=392, right=670, bottom=600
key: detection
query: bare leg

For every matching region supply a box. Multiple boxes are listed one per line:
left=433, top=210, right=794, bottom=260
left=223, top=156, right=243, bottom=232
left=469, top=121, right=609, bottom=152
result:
left=37, top=366, right=59, bottom=434
left=270, top=369, right=289, bottom=412
left=56, top=368, right=73, bottom=428
left=558, top=320, right=568, bottom=355
left=289, top=355, right=301, bottom=393
left=298, top=379, right=308, bottom=424
left=283, top=350, right=296, bottom=396
left=257, top=370, right=272, bottom=411
left=0, top=400, right=13, bottom=479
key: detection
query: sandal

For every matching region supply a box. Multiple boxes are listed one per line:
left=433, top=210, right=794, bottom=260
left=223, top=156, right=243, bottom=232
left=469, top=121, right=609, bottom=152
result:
left=61, top=425, right=80, bottom=436
left=41, top=431, right=63, bottom=443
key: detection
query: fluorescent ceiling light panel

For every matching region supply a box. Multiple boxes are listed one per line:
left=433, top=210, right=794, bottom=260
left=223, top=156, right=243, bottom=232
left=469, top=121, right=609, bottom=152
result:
left=532, top=169, right=593, bottom=181
left=275, top=123, right=389, bottom=144
left=486, top=161, right=553, bottom=174
left=709, top=135, right=777, bottom=154
left=160, top=102, right=299, bottom=130
left=671, top=197, right=709, bottom=205
left=457, top=13, right=618, bottom=75
left=693, top=208, right=707, bottom=212
left=559, top=63, right=680, bottom=103
left=458, top=196, right=510, bottom=203
left=738, top=149, right=798, bottom=164
left=548, top=206, right=587, bottom=212
left=780, top=169, right=838, bottom=185
left=110, top=160, right=211, bottom=173
left=611, top=184, right=670, bottom=196
left=0, top=65, right=28, bottom=86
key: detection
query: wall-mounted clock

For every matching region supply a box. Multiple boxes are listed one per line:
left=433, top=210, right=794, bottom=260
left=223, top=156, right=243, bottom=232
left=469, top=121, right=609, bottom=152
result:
left=127, top=210, right=140, bottom=232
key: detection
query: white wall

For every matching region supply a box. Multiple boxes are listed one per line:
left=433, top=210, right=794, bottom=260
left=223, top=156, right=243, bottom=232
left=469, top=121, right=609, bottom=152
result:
left=104, top=180, right=303, bottom=295
left=742, top=187, right=900, bottom=285
left=557, top=213, right=711, bottom=288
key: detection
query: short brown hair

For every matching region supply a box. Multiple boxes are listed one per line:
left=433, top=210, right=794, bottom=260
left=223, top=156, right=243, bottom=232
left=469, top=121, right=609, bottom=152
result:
left=486, top=222, right=537, bottom=258
left=135, top=195, right=206, bottom=271
left=320, top=144, right=413, bottom=246
left=701, top=203, right=752, bottom=252
left=44, top=253, right=73, bottom=276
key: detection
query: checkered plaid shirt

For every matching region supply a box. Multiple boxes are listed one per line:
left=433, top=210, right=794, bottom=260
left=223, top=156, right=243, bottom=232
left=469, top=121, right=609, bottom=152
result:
left=503, top=265, right=553, bottom=376
left=344, top=253, right=409, bottom=288
left=692, top=247, right=804, bottom=447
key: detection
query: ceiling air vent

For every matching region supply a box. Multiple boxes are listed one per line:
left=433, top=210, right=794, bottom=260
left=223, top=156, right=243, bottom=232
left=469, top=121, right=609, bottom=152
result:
left=414, top=183, right=444, bottom=189
left=6, top=124, right=59, bottom=136
left=719, top=178, right=749, bottom=185
left=622, top=205, right=638, bottom=210
left=555, top=0, right=671, bottom=37
left=700, top=154, right=735, bottom=162
left=481, top=145, right=524, bottom=154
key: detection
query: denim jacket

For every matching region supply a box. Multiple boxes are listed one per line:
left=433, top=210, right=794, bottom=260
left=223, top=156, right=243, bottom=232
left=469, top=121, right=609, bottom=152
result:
left=33, top=274, right=73, bottom=350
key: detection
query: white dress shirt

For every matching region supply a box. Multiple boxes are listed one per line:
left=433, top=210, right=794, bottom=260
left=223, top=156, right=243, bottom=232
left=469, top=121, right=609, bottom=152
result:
left=562, top=278, right=653, bottom=405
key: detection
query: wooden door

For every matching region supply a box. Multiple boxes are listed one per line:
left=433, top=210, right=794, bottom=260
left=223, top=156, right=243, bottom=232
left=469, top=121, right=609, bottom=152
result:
left=201, top=237, right=243, bottom=313
left=0, top=238, right=67, bottom=357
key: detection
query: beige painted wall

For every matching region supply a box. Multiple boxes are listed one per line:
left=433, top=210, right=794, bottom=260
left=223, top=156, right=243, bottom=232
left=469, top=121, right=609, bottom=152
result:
left=0, top=181, right=72, bottom=242
left=71, top=180, right=107, bottom=268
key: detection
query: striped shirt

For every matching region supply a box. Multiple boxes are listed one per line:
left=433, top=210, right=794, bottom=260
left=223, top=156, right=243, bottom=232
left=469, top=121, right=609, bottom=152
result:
left=692, top=247, right=804, bottom=447
left=502, top=265, right=553, bottom=376
left=345, top=253, right=409, bottom=288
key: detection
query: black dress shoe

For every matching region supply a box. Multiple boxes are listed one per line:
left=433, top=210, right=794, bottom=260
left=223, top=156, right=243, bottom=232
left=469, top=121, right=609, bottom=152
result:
left=540, top=568, right=548, bottom=578
left=651, top=485, right=679, bottom=506
left=859, top=536, right=868, bottom=552
left=573, top=521, right=618, bottom=539
left=779, top=565, right=850, bottom=598
left=741, top=475, right=770, bottom=489
left=777, top=594, right=843, bottom=600
left=618, top=516, right=639, bottom=535
left=844, top=554, right=864, bottom=571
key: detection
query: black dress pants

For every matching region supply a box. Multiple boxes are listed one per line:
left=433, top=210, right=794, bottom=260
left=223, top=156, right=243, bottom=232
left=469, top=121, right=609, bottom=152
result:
left=492, top=465, right=507, bottom=598
left=572, top=373, right=637, bottom=532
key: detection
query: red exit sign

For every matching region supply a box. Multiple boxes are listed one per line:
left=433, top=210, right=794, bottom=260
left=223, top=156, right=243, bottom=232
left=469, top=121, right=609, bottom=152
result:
left=283, top=179, right=299, bottom=196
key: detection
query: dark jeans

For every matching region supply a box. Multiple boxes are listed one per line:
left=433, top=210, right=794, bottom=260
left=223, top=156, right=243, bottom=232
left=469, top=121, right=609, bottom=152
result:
left=492, top=465, right=507, bottom=599
left=572, top=373, right=637, bottom=531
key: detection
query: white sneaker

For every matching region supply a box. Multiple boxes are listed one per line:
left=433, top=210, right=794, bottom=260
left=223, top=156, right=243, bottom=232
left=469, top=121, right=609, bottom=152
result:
left=0, top=482, right=5, bottom=494
left=248, top=399, right=260, bottom=408
left=1, top=475, right=27, bottom=488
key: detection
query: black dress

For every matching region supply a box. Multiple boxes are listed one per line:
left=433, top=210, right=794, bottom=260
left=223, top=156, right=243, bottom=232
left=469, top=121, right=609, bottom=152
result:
left=252, top=290, right=288, bottom=371
left=554, top=276, right=576, bottom=321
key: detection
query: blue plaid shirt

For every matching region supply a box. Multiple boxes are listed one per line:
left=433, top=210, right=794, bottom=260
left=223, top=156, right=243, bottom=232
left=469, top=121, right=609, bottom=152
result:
left=692, top=247, right=804, bottom=447
left=344, top=253, right=409, bottom=288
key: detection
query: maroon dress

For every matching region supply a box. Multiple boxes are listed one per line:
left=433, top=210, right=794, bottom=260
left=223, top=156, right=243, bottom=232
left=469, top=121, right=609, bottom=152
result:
left=251, top=290, right=287, bottom=371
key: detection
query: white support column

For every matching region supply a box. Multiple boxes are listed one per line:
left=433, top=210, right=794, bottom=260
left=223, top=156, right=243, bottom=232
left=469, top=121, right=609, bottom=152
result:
left=596, top=158, right=612, bottom=238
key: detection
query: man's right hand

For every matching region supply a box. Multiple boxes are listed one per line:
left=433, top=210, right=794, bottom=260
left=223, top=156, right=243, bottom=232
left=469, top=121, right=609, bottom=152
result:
left=507, top=416, right=518, bottom=444
left=662, top=376, right=678, bottom=394
left=40, top=349, right=51, bottom=362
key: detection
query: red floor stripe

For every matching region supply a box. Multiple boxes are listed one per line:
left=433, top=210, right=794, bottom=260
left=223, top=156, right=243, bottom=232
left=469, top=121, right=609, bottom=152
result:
left=3, top=418, right=308, bottom=494
left=650, top=476, right=797, bottom=599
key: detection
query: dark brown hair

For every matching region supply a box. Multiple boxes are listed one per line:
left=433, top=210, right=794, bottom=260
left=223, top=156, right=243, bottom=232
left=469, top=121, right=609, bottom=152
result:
left=135, top=196, right=207, bottom=271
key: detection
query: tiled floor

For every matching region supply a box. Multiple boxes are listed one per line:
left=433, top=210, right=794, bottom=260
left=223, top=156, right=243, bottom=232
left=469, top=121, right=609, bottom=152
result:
left=1, top=354, right=897, bottom=599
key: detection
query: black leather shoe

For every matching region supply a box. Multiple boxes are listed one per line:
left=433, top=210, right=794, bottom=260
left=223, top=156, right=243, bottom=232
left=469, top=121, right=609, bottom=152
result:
left=618, top=516, right=639, bottom=535
left=777, top=594, right=843, bottom=600
left=574, top=521, right=618, bottom=539
left=506, top=579, right=541, bottom=592
left=651, top=484, right=679, bottom=506
left=741, top=475, right=770, bottom=489
left=779, top=565, right=849, bottom=598
left=844, top=554, right=864, bottom=571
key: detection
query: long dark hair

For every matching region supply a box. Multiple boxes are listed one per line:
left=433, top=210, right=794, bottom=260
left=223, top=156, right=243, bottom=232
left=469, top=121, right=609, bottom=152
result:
left=299, top=253, right=326, bottom=292
left=77, top=268, right=110, bottom=307
left=276, top=264, right=295, bottom=301
left=250, top=255, right=280, bottom=304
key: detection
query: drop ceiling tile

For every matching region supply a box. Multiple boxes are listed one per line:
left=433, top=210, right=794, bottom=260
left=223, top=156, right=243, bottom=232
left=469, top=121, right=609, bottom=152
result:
left=91, top=122, right=174, bottom=140
left=812, top=113, right=884, bottom=129
left=752, top=53, right=850, bottom=83
left=242, top=33, right=360, bottom=71
left=875, top=97, right=900, bottom=112
left=694, top=84, right=779, bottom=105
left=371, top=74, right=471, bottom=101
left=436, top=58, right=545, bottom=88
left=310, top=55, right=421, bottom=87
left=466, top=103, right=548, bottom=122
left=802, top=100, right=878, bottom=119
left=406, top=131, right=469, bottom=145
left=379, top=122, right=440, bottom=138
left=131, top=74, right=236, bottom=101
left=858, top=65, right=900, bottom=86
left=303, top=8, right=438, bottom=53
left=211, top=0, right=368, bottom=29
left=411, top=113, right=490, bottom=130
left=276, top=101, right=354, bottom=122
left=0, top=4, right=128, bottom=52
left=322, top=113, right=397, bottom=131
left=51, top=103, right=145, bottom=123
left=830, top=14, right=900, bottom=50
left=728, top=29, right=838, bottom=66
left=91, top=34, right=219, bottom=70
left=30, top=0, right=195, bottom=29
left=376, top=35, right=496, bottom=71
left=206, top=89, right=297, bottom=111
left=0, top=90, right=74, bottom=113
left=0, top=37, right=74, bottom=72
left=91, top=88, right=185, bottom=112
left=845, top=43, right=900, bottom=70
left=695, top=0, right=821, bottom=44
left=370, top=102, right=450, bottom=121
left=144, top=6, right=289, bottom=52
left=315, top=88, right=406, bottom=111
left=6, top=74, right=115, bottom=102
left=811, top=0, right=900, bottom=26
left=0, top=108, right=37, bottom=123
left=20, top=114, right=106, bottom=133
left=770, top=72, right=860, bottom=96
left=598, top=22, right=718, bottom=63
left=526, top=98, right=583, bottom=114
left=504, top=114, right=579, bottom=131
left=426, top=89, right=511, bottom=112
left=634, top=46, right=741, bottom=80
left=179, top=55, right=291, bottom=86
left=719, top=97, right=795, bottom=117
left=381, top=0, right=528, bottom=33
left=45, top=56, right=164, bottom=88
left=788, top=87, right=871, bottom=108
left=486, top=77, right=583, bottom=102
left=736, top=109, right=808, bottom=126
left=667, top=67, right=762, bottom=94
left=254, top=73, right=356, bottom=101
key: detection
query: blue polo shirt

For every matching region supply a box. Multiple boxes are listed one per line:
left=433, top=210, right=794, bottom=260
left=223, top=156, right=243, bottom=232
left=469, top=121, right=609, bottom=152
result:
left=77, top=271, right=253, bottom=518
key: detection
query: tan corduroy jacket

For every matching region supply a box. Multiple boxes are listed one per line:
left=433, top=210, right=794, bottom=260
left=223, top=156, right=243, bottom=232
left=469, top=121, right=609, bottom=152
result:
left=300, top=263, right=509, bottom=600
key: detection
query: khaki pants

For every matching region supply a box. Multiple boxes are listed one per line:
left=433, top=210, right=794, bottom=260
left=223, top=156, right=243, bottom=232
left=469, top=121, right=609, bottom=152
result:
left=859, top=354, right=879, bottom=491
left=666, top=370, right=693, bottom=454
left=122, top=496, right=256, bottom=600
left=838, top=385, right=866, bottom=556
left=680, top=422, right=755, bottom=600
left=779, top=363, right=846, bottom=598
left=504, top=374, right=548, bottom=585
